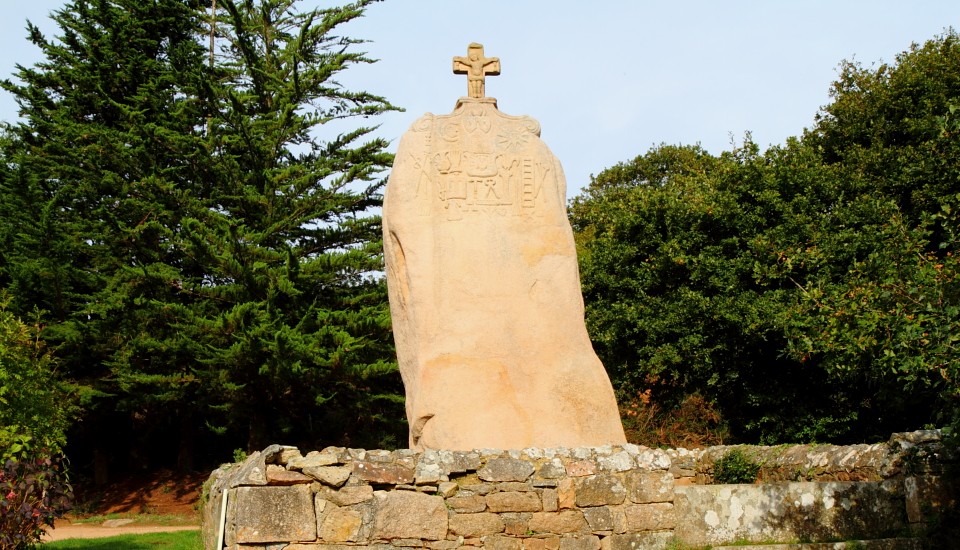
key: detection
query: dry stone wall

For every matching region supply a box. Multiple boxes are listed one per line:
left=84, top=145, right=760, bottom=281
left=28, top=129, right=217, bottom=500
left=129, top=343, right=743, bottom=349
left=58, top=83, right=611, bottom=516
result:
left=201, top=431, right=953, bottom=550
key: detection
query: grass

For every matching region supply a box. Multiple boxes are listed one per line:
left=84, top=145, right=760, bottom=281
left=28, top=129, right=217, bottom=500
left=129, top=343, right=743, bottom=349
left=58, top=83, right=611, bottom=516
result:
left=43, top=530, right=202, bottom=549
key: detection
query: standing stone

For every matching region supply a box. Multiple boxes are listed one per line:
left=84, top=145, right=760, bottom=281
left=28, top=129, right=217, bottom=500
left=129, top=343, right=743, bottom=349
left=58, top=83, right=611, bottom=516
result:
left=383, top=43, right=626, bottom=451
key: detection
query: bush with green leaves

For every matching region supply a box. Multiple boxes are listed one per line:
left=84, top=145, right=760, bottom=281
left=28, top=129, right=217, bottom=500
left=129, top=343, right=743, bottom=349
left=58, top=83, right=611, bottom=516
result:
left=0, top=455, right=73, bottom=550
left=572, top=31, right=960, bottom=444
left=712, top=448, right=761, bottom=484
left=0, top=296, right=75, bottom=459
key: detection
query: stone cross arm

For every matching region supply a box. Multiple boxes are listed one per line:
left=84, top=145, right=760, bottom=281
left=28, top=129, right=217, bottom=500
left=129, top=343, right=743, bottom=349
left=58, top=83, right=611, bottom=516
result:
left=453, top=42, right=500, bottom=99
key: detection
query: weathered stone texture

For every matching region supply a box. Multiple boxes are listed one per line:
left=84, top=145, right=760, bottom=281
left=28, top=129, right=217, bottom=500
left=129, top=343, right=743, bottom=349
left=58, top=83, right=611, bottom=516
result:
left=288, top=451, right=340, bottom=470
left=233, top=485, right=317, bottom=543
left=559, top=534, right=601, bottom=550
left=622, top=503, right=674, bottom=531
left=674, top=481, right=906, bottom=546
left=486, top=491, right=542, bottom=512
left=448, top=494, right=488, bottom=512
left=566, top=460, right=597, bottom=477
left=449, top=512, right=506, bottom=537
left=203, top=430, right=949, bottom=550
left=529, top=511, right=588, bottom=534
left=266, top=464, right=313, bottom=485
left=383, top=79, right=626, bottom=451
left=538, top=458, right=566, bottom=479
left=371, top=491, right=447, bottom=540
left=478, top=458, right=536, bottom=482
left=541, top=488, right=559, bottom=512
left=581, top=506, right=615, bottom=532
left=318, top=506, right=362, bottom=542
left=599, top=532, right=673, bottom=550
left=574, top=475, right=627, bottom=507
left=501, top=512, right=532, bottom=536
left=485, top=534, right=524, bottom=550
left=353, top=461, right=415, bottom=485
left=523, top=536, right=562, bottom=550
left=625, top=471, right=673, bottom=504
left=304, top=465, right=351, bottom=487
left=318, top=485, right=373, bottom=506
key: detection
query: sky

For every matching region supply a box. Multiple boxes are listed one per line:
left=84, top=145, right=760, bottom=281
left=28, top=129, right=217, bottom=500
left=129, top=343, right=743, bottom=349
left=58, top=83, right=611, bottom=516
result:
left=1, top=1, right=957, bottom=199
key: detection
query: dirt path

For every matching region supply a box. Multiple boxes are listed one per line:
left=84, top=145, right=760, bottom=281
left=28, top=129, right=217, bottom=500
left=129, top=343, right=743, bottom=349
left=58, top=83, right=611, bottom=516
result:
left=43, top=520, right=200, bottom=541
left=38, top=468, right=208, bottom=541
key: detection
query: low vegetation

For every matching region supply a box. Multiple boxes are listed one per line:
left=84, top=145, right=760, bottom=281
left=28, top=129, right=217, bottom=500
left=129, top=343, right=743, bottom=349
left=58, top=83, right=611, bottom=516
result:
left=711, top=449, right=761, bottom=484
left=0, top=454, right=72, bottom=550
left=43, top=530, right=201, bottom=550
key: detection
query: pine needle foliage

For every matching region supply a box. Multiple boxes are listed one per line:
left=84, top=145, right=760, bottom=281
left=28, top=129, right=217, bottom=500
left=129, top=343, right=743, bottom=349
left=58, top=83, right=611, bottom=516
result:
left=0, top=0, right=404, bottom=469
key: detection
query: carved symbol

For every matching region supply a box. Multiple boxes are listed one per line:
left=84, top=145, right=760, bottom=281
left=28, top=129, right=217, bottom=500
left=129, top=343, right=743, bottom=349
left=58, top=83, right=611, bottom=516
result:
left=452, top=43, right=500, bottom=99
left=497, top=125, right=531, bottom=152
left=463, top=107, right=492, bottom=133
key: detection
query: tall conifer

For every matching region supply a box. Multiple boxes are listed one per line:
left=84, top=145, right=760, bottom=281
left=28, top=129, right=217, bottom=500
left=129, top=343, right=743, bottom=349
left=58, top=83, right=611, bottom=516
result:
left=1, top=0, right=402, bottom=476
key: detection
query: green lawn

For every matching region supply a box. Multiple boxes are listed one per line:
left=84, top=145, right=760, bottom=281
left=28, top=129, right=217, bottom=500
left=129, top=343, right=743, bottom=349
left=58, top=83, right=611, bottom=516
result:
left=43, top=530, right=202, bottom=550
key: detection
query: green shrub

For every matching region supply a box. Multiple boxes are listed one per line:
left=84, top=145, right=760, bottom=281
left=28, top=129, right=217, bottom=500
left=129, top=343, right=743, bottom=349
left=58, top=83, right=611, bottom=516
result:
left=712, top=448, right=761, bottom=484
left=0, top=297, right=77, bottom=458
left=0, top=454, right=73, bottom=549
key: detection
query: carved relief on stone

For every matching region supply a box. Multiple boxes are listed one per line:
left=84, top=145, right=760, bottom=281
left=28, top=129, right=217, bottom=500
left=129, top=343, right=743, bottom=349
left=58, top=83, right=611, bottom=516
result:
left=383, top=45, right=626, bottom=451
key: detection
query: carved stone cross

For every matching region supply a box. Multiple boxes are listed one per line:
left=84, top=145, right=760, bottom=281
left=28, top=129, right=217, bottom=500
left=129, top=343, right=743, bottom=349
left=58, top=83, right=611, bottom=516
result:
left=453, top=43, right=500, bottom=99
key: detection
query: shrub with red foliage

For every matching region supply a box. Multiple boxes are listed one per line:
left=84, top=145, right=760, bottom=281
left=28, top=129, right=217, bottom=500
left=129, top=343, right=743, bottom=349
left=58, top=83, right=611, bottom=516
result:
left=0, top=455, right=72, bottom=549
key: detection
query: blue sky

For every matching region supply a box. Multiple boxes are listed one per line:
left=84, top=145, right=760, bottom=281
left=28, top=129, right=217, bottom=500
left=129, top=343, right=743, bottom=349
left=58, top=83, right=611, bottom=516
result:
left=1, top=1, right=957, bottom=198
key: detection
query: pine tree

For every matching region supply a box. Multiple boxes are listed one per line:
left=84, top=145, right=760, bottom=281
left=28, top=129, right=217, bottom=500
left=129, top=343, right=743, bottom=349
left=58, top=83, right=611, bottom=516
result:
left=186, top=0, right=403, bottom=451
left=1, top=0, right=403, bottom=477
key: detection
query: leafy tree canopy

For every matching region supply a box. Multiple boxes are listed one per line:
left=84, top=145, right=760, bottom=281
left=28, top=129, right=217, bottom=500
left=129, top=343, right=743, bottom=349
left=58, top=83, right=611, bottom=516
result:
left=573, top=30, right=960, bottom=444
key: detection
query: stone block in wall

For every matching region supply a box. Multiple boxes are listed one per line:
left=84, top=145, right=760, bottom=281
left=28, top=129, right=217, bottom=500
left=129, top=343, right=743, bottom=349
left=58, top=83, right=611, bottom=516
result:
left=485, top=534, right=524, bottom=550
left=529, top=510, right=588, bottom=534
left=416, top=461, right=444, bottom=484
left=581, top=506, right=615, bottom=532
left=318, top=506, right=363, bottom=542
left=633, top=448, right=671, bottom=470
left=449, top=512, right=506, bottom=537
left=538, top=458, right=566, bottom=479
left=599, top=531, right=673, bottom=550
left=370, top=490, right=447, bottom=540
left=624, top=471, right=673, bottom=504
left=266, top=464, right=313, bottom=485
left=674, top=481, right=907, bottom=547
left=557, top=478, right=576, bottom=509
left=460, top=480, right=495, bottom=495
left=622, top=503, right=674, bottom=531
left=479, top=458, right=536, bottom=482
left=501, top=512, right=532, bottom=536
left=439, top=450, right=483, bottom=474
left=285, top=545, right=394, bottom=550
left=564, top=460, right=597, bottom=477
left=574, top=474, right=627, bottom=507
left=287, top=450, right=341, bottom=470
left=438, top=481, right=459, bottom=497
left=303, top=465, right=351, bottom=487
left=353, top=461, right=415, bottom=484
left=905, top=475, right=952, bottom=525
left=487, top=491, right=543, bottom=512
left=448, top=495, right=487, bottom=512
left=232, top=484, right=317, bottom=544
left=598, top=451, right=634, bottom=473
left=429, top=540, right=466, bottom=550
left=523, top=536, right=561, bottom=550
left=318, top=485, right=374, bottom=506
left=542, top=488, right=559, bottom=512
left=559, top=534, right=601, bottom=550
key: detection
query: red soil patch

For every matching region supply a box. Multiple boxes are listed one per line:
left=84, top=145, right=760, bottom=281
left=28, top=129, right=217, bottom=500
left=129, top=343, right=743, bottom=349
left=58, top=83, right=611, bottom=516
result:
left=73, top=469, right=208, bottom=519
